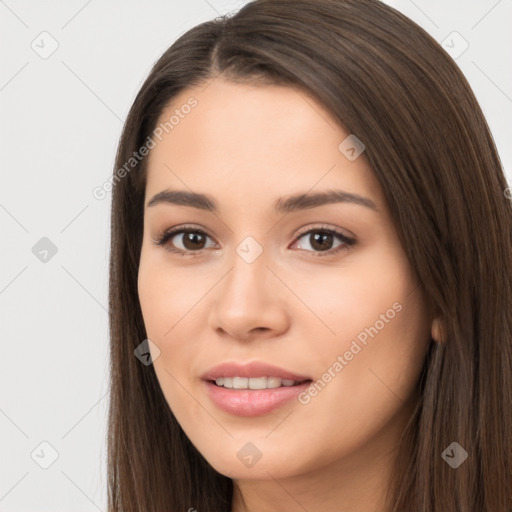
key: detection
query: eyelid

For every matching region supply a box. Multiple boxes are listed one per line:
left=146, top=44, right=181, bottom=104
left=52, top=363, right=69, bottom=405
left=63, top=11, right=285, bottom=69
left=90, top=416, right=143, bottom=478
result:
left=291, top=224, right=357, bottom=256
left=293, top=223, right=355, bottom=242
left=152, top=224, right=216, bottom=255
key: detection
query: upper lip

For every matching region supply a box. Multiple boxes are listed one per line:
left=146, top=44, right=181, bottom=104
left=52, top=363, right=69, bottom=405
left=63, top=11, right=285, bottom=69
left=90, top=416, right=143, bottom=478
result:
left=201, top=361, right=312, bottom=382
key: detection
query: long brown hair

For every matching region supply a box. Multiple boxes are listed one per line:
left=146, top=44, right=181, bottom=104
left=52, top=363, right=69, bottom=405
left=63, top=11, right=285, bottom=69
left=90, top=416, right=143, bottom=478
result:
left=107, top=1, right=512, bottom=510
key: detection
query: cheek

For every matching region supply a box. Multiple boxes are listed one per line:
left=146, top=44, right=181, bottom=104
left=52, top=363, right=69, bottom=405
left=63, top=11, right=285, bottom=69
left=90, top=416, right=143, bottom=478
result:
left=293, top=249, right=430, bottom=434
left=300, top=282, right=430, bottom=440
left=291, top=248, right=416, bottom=344
left=137, top=250, right=208, bottom=399
left=137, top=258, right=204, bottom=426
left=137, top=251, right=202, bottom=340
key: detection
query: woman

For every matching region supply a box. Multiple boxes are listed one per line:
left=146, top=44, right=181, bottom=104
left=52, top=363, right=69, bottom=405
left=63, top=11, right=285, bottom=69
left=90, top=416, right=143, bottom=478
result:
left=107, top=0, right=512, bottom=510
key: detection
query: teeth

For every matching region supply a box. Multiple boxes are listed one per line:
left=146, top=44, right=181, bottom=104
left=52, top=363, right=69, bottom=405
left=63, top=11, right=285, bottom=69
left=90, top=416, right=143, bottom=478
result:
left=214, top=376, right=299, bottom=389
left=266, top=377, right=281, bottom=388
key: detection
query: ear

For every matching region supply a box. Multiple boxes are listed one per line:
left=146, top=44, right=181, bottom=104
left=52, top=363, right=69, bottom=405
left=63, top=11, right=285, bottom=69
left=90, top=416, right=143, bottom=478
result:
left=431, top=317, right=445, bottom=344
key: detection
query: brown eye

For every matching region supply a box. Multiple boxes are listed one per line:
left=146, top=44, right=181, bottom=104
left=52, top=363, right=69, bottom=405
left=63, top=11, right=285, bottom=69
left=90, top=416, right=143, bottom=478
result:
left=155, top=228, right=217, bottom=254
left=293, top=228, right=356, bottom=255
left=309, top=232, right=335, bottom=251
left=180, top=231, right=208, bottom=250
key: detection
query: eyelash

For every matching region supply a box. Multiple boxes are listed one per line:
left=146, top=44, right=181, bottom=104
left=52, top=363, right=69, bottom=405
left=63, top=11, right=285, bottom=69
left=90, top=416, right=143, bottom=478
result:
left=153, top=224, right=357, bottom=258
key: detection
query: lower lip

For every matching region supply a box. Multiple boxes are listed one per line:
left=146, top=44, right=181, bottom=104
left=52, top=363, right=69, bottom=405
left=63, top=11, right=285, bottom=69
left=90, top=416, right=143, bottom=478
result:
left=202, top=380, right=312, bottom=417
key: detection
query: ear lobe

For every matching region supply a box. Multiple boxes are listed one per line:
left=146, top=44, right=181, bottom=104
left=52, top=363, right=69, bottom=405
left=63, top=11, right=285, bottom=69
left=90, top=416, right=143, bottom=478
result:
left=431, top=317, right=445, bottom=343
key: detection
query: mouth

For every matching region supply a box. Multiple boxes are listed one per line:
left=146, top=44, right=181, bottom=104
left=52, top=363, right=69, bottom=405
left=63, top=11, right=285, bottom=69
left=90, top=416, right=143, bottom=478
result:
left=200, top=361, right=313, bottom=416
left=202, top=378, right=313, bottom=417
left=209, top=376, right=312, bottom=390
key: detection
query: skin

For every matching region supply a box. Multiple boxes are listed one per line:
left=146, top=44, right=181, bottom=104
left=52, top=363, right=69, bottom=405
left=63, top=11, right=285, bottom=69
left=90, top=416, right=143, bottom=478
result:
left=137, top=78, right=442, bottom=512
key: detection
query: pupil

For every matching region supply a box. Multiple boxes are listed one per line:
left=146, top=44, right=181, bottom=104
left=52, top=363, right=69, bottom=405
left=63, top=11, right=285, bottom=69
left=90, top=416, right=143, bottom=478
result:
left=184, top=232, right=205, bottom=250
left=311, top=232, right=332, bottom=251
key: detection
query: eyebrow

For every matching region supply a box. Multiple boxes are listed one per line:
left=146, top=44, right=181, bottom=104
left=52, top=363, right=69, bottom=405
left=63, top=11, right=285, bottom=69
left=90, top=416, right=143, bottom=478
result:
left=146, top=189, right=378, bottom=213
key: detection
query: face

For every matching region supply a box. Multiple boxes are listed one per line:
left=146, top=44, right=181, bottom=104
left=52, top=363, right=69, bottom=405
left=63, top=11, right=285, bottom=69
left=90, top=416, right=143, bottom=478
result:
left=137, top=79, right=434, bottom=481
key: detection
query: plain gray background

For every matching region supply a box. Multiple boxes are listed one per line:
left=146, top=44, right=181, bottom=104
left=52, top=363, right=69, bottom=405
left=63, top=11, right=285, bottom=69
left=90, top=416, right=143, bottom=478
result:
left=1, top=0, right=511, bottom=510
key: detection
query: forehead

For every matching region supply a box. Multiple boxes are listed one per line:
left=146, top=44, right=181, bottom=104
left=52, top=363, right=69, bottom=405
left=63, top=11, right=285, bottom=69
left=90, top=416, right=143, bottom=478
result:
left=152, top=79, right=344, bottom=161
left=144, top=79, right=384, bottom=212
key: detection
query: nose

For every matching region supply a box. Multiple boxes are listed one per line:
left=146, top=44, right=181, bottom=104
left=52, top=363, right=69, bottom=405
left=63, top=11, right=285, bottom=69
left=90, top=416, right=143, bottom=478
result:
left=207, top=249, right=290, bottom=342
